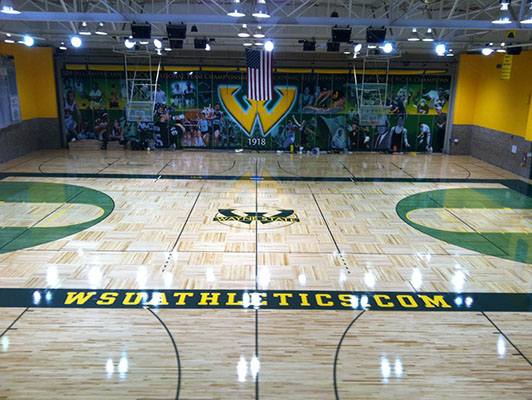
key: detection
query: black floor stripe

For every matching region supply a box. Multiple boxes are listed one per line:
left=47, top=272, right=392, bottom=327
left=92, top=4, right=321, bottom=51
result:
left=1, top=171, right=526, bottom=185
left=0, top=190, right=85, bottom=252
left=162, top=188, right=203, bottom=272
left=339, top=161, right=357, bottom=180
left=390, top=161, right=415, bottom=179
left=481, top=311, right=532, bottom=368
left=333, top=310, right=366, bottom=400
left=147, top=307, right=181, bottom=399
left=427, top=195, right=510, bottom=257
left=0, top=307, right=30, bottom=338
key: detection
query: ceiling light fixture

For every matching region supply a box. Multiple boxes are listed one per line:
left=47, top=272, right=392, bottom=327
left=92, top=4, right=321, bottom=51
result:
left=153, top=38, right=163, bottom=49
left=59, top=42, right=67, bottom=50
left=492, top=0, right=512, bottom=24
left=22, top=35, right=34, bottom=47
left=408, top=28, right=420, bottom=42
left=238, top=24, right=250, bottom=38
left=521, top=1, right=532, bottom=23
left=252, top=0, right=270, bottom=18
left=70, top=36, right=82, bottom=48
left=4, top=33, right=14, bottom=43
left=381, top=42, right=393, bottom=53
left=422, top=28, right=434, bottom=42
left=0, top=0, right=20, bottom=14
left=95, top=22, right=107, bottom=36
left=253, top=25, right=265, bottom=38
left=79, top=22, right=91, bottom=36
left=264, top=39, right=274, bottom=51
left=124, top=37, right=136, bottom=49
left=227, top=0, right=245, bottom=17
left=481, top=46, right=494, bottom=56
left=435, top=43, right=446, bottom=56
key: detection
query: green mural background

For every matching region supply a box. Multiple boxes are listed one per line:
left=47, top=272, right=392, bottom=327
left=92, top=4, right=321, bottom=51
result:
left=61, top=68, right=451, bottom=152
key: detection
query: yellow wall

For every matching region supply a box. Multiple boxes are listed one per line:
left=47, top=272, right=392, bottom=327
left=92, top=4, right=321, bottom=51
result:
left=454, top=51, right=532, bottom=140
left=0, top=43, right=58, bottom=120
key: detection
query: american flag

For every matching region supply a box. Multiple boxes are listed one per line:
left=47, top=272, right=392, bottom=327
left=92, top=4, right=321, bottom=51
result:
left=246, top=49, right=273, bottom=101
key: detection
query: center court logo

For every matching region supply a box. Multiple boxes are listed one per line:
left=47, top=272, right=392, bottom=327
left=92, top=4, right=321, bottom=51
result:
left=213, top=208, right=300, bottom=229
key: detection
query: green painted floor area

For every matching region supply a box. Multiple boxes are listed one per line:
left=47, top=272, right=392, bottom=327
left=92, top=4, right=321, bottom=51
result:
left=396, top=188, right=532, bottom=264
left=0, top=182, right=114, bottom=253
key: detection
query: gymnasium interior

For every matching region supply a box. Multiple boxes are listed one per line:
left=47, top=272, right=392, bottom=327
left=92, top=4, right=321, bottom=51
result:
left=1, top=0, right=532, bottom=398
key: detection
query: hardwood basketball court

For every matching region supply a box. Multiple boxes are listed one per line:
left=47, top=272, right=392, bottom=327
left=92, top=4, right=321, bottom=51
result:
left=1, top=149, right=531, bottom=399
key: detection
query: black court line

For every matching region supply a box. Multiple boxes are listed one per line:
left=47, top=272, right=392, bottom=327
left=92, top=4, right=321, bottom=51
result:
left=390, top=161, right=415, bottom=179
left=38, top=157, right=56, bottom=174
left=333, top=310, right=366, bottom=400
left=277, top=161, right=302, bottom=177
left=214, top=159, right=237, bottom=175
left=162, top=188, right=203, bottom=272
left=0, top=190, right=85, bottom=252
left=453, top=163, right=472, bottom=180
left=96, top=158, right=121, bottom=174
left=309, top=186, right=351, bottom=274
left=339, top=161, right=356, bottom=180
left=481, top=311, right=532, bottom=368
left=0, top=307, right=30, bottom=338
left=5, top=171, right=528, bottom=184
left=427, top=195, right=511, bottom=257
left=156, top=159, right=173, bottom=176
left=147, top=307, right=181, bottom=399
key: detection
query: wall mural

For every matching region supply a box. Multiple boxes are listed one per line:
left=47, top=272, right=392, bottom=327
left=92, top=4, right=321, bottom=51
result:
left=61, top=69, right=451, bottom=152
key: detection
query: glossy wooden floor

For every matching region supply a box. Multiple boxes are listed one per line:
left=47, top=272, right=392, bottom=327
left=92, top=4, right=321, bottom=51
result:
left=1, top=147, right=531, bottom=399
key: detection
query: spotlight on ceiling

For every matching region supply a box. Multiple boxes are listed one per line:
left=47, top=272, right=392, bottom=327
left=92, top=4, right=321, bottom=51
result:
left=252, top=0, right=270, bottom=18
left=167, top=24, right=187, bottom=39
left=243, top=40, right=253, bottom=46
left=300, top=39, right=316, bottom=51
left=326, top=42, right=340, bottom=52
left=435, top=43, right=446, bottom=56
left=153, top=38, right=163, bottom=49
left=79, top=21, right=91, bottom=36
left=366, top=27, right=386, bottom=44
left=238, top=24, right=250, bottom=38
left=169, top=39, right=183, bottom=49
left=131, top=23, right=152, bottom=39
left=492, top=0, right=512, bottom=24
left=95, top=22, right=107, bottom=36
left=70, top=36, right=82, bottom=48
left=521, top=0, right=532, bottom=23
left=253, top=25, right=265, bottom=38
left=381, top=42, right=393, bottom=53
left=264, top=39, right=274, bottom=51
left=205, top=43, right=211, bottom=51
left=353, top=43, right=362, bottom=53
left=0, top=0, right=20, bottom=14
left=408, top=28, right=420, bottom=41
left=228, top=0, right=245, bottom=17
left=124, top=37, right=136, bottom=49
left=22, top=35, right=34, bottom=47
left=59, top=42, right=67, bottom=51
left=422, top=28, right=434, bottom=42
left=332, top=26, right=352, bottom=43
left=481, top=45, right=494, bottom=56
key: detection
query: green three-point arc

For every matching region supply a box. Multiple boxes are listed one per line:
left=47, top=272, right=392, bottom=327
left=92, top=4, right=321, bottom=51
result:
left=396, top=188, right=532, bottom=264
left=0, top=181, right=114, bottom=253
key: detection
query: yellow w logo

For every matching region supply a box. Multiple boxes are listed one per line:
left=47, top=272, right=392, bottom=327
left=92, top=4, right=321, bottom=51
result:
left=218, top=85, right=297, bottom=136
